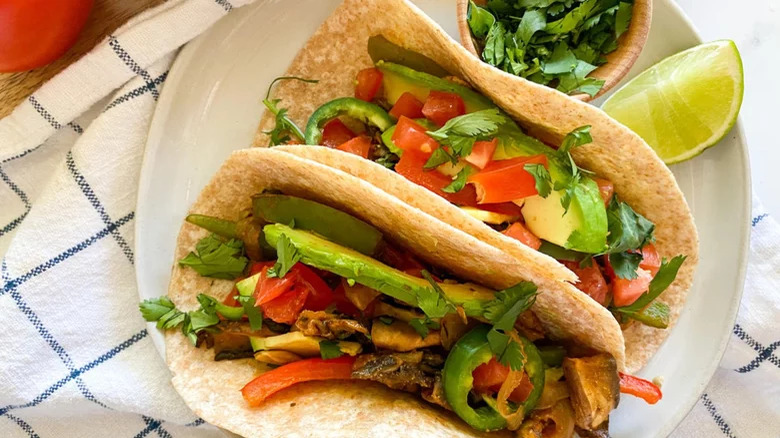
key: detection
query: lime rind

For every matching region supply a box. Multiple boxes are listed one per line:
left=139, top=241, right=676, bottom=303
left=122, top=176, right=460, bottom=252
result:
left=602, top=40, right=744, bottom=165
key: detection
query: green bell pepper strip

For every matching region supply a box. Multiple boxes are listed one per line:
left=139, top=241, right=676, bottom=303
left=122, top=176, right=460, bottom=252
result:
left=442, top=325, right=545, bottom=431
left=304, top=97, right=395, bottom=145
left=214, top=301, right=245, bottom=321
left=186, top=214, right=239, bottom=239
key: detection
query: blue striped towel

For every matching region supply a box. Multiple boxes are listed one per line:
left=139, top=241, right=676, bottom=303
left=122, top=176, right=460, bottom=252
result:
left=0, top=0, right=777, bottom=436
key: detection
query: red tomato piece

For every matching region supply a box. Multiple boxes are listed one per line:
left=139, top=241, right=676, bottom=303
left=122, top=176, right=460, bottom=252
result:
left=290, top=263, right=334, bottom=311
left=502, top=222, right=542, bottom=250
left=468, top=155, right=548, bottom=204
left=562, top=259, right=609, bottom=306
left=391, top=116, right=440, bottom=155
left=0, top=0, right=94, bottom=72
left=594, top=177, right=614, bottom=206
left=321, top=119, right=355, bottom=148
left=249, top=261, right=274, bottom=276
left=618, top=372, right=663, bottom=405
left=422, top=91, right=465, bottom=126
left=331, top=282, right=362, bottom=318
left=395, top=149, right=479, bottom=206
left=472, top=358, right=534, bottom=403
left=242, top=356, right=356, bottom=406
left=639, top=243, right=661, bottom=276
left=253, top=266, right=296, bottom=305
left=355, top=68, right=383, bottom=102
left=222, top=287, right=241, bottom=307
left=261, top=284, right=309, bottom=325
left=389, top=92, right=424, bottom=119
left=336, top=135, right=372, bottom=159
left=612, top=267, right=653, bottom=307
left=478, top=202, right=524, bottom=217
left=464, top=138, right=498, bottom=170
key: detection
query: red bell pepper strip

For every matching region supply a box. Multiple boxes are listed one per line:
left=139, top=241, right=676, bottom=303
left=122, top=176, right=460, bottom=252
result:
left=468, top=155, right=548, bottom=204
left=395, top=149, right=478, bottom=206
left=618, top=372, right=663, bottom=405
left=242, top=356, right=357, bottom=406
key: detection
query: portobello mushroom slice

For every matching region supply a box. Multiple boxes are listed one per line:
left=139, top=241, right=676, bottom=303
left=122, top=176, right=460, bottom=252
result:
left=294, top=310, right=369, bottom=339
left=517, top=398, right=576, bottom=438
left=351, top=351, right=442, bottom=393
left=371, top=319, right=440, bottom=351
left=562, top=354, right=620, bottom=431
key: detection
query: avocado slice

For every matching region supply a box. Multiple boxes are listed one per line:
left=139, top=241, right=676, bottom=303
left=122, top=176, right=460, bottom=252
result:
left=253, top=194, right=383, bottom=256
left=262, top=224, right=495, bottom=317
left=376, top=62, right=607, bottom=253
left=249, top=331, right=362, bottom=357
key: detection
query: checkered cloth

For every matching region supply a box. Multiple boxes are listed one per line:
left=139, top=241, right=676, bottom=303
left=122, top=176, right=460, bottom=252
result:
left=0, top=0, right=777, bottom=436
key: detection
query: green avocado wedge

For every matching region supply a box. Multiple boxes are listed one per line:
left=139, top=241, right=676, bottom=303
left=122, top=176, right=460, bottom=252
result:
left=262, top=224, right=495, bottom=316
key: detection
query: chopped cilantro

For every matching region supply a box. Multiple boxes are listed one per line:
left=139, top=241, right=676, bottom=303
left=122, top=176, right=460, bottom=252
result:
left=467, top=0, right=496, bottom=39
left=178, top=234, right=248, bottom=279
left=409, top=318, right=440, bottom=338
left=604, top=195, right=655, bottom=255
left=442, top=166, right=475, bottom=194
left=608, top=251, right=643, bottom=280
left=262, top=76, right=318, bottom=145
left=424, top=147, right=457, bottom=169
left=418, top=270, right=457, bottom=318
left=238, top=295, right=263, bottom=331
left=524, top=163, right=552, bottom=197
left=267, top=234, right=301, bottom=278
left=319, top=340, right=344, bottom=359
left=378, top=316, right=395, bottom=325
left=483, top=282, right=538, bottom=331
left=426, top=109, right=507, bottom=158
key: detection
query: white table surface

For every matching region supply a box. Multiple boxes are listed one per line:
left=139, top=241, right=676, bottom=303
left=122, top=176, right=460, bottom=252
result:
left=675, top=0, right=780, bottom=216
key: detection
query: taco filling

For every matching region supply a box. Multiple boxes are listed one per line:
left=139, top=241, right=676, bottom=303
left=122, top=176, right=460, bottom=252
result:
left=142, top=191, right=662, bottom=435
left=263, top=49, right=686, bottom=331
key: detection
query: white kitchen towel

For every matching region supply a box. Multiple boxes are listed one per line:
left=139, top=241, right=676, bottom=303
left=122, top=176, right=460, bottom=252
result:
left=0, top=0, right=777, bottom=437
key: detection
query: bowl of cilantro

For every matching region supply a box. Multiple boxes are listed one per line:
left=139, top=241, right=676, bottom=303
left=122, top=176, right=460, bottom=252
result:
left=457, top=0, right=652, bottom=101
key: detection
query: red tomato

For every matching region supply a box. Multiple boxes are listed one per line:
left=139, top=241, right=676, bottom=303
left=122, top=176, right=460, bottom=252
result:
left=479, top=202, right=524, bottom=217
left=612, top=267, right=653, bottom=307
left=261, top=284, right=309, bottom=325
left=594, top=177, right=614, bottom=206
left=422, top=91, right=465, bottom=126
left=331, top=282, right=362, bottom=318
left=0, top=0, right=94, bottom=72
left=253, top=266, right=297, bottom=305
left=291, top=264, right=334, bottom=311
left=249, top=261, right=274, bottom=276
left=222, top=287, right=241, bottom=307
left=464, top=138, right=498, bottom=170
left=472, top=358, right=534, bottom=403
left=502, top=222, right=542, bottom=250
left=561, top=259, right=609, bottom=306
left=389, top=92, right=424, bottom=119
left=242, top=356, right=356, bottom=406
left=336, top=135, right=372, bottom=159
left=639, top=243, right=661, bottom=276
left=321, top=119, right=355, bottom=148
left=391, top=116, right=439, bottom=155
left=355, top=68, right=383, bottom=102
left=468, top=155, right=548, bottom=204
left=395, top=150, right=479, bottom=206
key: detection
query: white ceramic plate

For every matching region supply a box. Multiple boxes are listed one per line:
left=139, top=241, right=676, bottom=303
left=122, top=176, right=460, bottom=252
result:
left=135, top=1, right=750, bottom=436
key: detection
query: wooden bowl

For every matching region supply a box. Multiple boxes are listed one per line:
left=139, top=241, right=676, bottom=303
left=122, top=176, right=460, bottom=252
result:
left=455, top=0, right=652, bottom=101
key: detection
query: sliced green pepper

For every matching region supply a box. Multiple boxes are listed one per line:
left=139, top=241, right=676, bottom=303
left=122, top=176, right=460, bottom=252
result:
left=304, top=97, right=394, bottom=145
left=186, top=214, right=239, bottom=239
left=442, top=325, right=545, bottom=431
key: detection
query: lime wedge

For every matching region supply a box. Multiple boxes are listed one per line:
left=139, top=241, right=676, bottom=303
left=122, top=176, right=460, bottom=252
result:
left=602, top=40, right=744, bottom=164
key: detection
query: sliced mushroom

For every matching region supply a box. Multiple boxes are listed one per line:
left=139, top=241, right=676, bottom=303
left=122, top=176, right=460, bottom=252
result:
left=254, top=350, right=302, bottom=365
left=576, top=421, right=610, bottom=438
left=352, top=351, right=438, bottom=393
left=294, top=310, right=369, bottom=339
left=421, top=374, right=451, bottom=411
left=371, top=319, right=440, bottom=352
left=517, top=398, right=576, bottom=438
left=562, top=354, right=620, bottom=431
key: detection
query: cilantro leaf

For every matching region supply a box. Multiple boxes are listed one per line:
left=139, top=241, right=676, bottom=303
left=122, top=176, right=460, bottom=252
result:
left=524, top=163, right=552, bottom=197
left=516, top=9, right=547, bottom=43
left=608, top=251, right=643, bottom=280
left=409, top=318, right=440, bottom=339
left=426, top=109, right=507, bottom=158
left=179, top=234, right=248, bottom=279
left=483, top=282, right=538, bottom=331
left=468, top=0, right=496, bottom=39
left=262, top=76, right=318, bottom=145
left=319, top=340, right=344, bottom=359
left=542, top=42, right=578, bottom=75
left=618, top=255, right=686, bottom=312
left=268, top=234, right=301, bottom=278
left=418, top=270, right=457, bottom=318
left=615, top=2, right=633, bottom=38
left=487, top=329, right=526, bottom=371
left=558, top=125, right=593, bottom=155
left=238, top=295, right=263, bottom=331
left=604, top=196, right=655, bottom=254
left=424, top=147, right=457, bottom=169
left=483, top=21, right=506, bottom=66
left=139, top=297, right=176, bottom=321
left=442, top=166, right=475, bottom=194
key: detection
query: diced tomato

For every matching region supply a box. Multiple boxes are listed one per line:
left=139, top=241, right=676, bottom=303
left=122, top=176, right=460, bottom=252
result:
left=331, top=282, right=362, bottom=318
left=464, top=138, right=498, bottom=170
left=611, top=267, right=653, bottom=307
left=479, top=202, right=524, bottom=217
left=336, top=135, right=372, bottom=159
left=253, top=266, right=297, bottom=305
left=389, top=92, right=424, bottom=119
left=639, top=243, right=661, bottom=276
left=321, top=119, right=355, bottom=148
left=380, top=245, right=426, bottom=271
left=562, top=259, right=609, bottom=306
left=242, top=356, right=356, bottom=406
left=355, top=68, right=383, bottom=102
left=618, top=372, right=662, bottom=405
left=472, top=358, right=534, bottom=403
left=503, top=222, right=542, bottom=250
left=422, top=91, right=465, bottom=126
left=391, top=116, right=439, bottom=156
left=468, top=155, right=548, bottom=204
left=222, top=287, right=240, bottom=307
left=593, top=177, right=614, bottom=206
left=291, top=263, right=334, bottom=311
left=395, top=149, right=479, bottom=206
left=261, top=284, right=309, bottom=325
left=249, top=261, right=274, bottom=276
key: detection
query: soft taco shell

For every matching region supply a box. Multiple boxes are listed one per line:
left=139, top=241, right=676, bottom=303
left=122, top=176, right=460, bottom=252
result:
left=256, top=0, right=698, bottom=373
left=166, top=148, right=625, bottom=437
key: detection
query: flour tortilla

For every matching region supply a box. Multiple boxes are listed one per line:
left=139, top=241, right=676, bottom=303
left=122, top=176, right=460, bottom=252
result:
left=256, top=0, right=698, bottom=373
left=166, top=148, right=626, bottom=438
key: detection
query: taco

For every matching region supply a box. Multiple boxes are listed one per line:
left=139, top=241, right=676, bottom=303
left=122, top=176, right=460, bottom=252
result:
left=255, top=0, right=697, bottom=373
left=141, top=148, right=663, bottom=437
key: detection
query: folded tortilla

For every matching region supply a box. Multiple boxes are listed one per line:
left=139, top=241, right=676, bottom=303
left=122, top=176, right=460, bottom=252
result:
left=255, top=0, right=698, bottom=373
left=166, top=148, right=625, bottom=437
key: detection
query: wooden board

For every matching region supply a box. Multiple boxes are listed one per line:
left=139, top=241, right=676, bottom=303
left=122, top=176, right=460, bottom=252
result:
left=0, top=0, right=165, bottom=119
